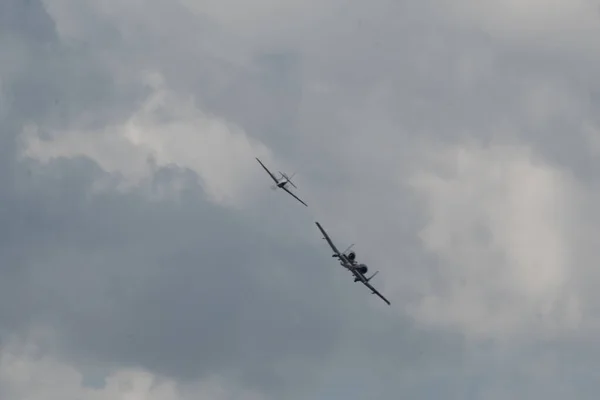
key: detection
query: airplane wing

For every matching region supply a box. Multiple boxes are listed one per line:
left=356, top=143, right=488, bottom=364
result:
left=315, top=221, right=351, bottom=267
left=255, top=158, right=279, bottom=184
left=316, top=221, right=390, bottom=305
left=281, top=186, right=308, bottom=207
left=360, top=279, right=391, bottom=305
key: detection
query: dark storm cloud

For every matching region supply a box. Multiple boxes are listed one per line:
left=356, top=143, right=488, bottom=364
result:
left=3, top=0, right=600, bottom=399
left=16, top=162, right=341, bottom=391
left=4, top=143, right=346, bottom=396
left=0, top=1, right=349, bottom=397
left=0, top=1, right=445, bottom=397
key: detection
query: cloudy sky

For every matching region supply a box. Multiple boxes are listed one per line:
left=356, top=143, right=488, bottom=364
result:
left=2, top=0, right=600, bottom=398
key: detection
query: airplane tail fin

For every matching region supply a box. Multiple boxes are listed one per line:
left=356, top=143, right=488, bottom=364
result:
left=280, top=171, right=298, bottom=188
left=336, top=243, right=355, bottom=261
left=366, top=271, right=379, bottom=282
left=342, top=243, right=354, bottom=255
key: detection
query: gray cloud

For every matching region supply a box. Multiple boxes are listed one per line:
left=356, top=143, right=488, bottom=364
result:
left=2, top=0, right=600, bottom=399
left=0, top=1, right=342, bottom=396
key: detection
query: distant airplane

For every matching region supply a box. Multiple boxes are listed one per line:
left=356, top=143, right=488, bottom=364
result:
left=315, top=221, right=390, bottom=305
left=255, top=157, right=307, bottom=207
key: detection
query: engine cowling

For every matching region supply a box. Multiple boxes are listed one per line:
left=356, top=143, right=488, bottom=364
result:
left=357, top=264, right=368, bottom=274
left=347, top=251, right=356, bottom=261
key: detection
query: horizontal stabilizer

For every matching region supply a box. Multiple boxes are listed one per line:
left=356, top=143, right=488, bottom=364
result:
left=281, top=171, right=298, bottom=189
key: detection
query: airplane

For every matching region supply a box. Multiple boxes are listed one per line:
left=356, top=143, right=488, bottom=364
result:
left=315, top=221, right=390, bottom=305
left=255, top=157, right=308, bottom=207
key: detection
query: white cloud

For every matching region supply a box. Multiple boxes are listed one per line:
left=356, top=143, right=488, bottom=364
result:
left=6, top=0, right=600, bottom=397
left=0, top=77, right=6, bottom=120
left=43, top=0, right=345, bottom=53
left=408, top=141, right=581, bottom=338
left=0, top=335, right=265, bottom=400
left=443, top=0, right=600, bottom=48
left=0, top=336, right=177, bottom=400
left=19, top=72, right=272, bottom=207
left=179, top=0, right=337, bottom=28
left=584, top=122, right=600, bottom=155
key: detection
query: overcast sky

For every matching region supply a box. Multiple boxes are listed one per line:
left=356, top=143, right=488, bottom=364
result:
left=1, top=0, right=600, bottom=399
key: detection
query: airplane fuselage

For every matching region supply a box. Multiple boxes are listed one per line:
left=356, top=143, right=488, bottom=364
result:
left=315, top=220, right=389, bottom=305
left=333, top=251, right=375, bottom=284
left=334, top=255, right=368, bottom=282
left=256, top=157, right=307, bottom=206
